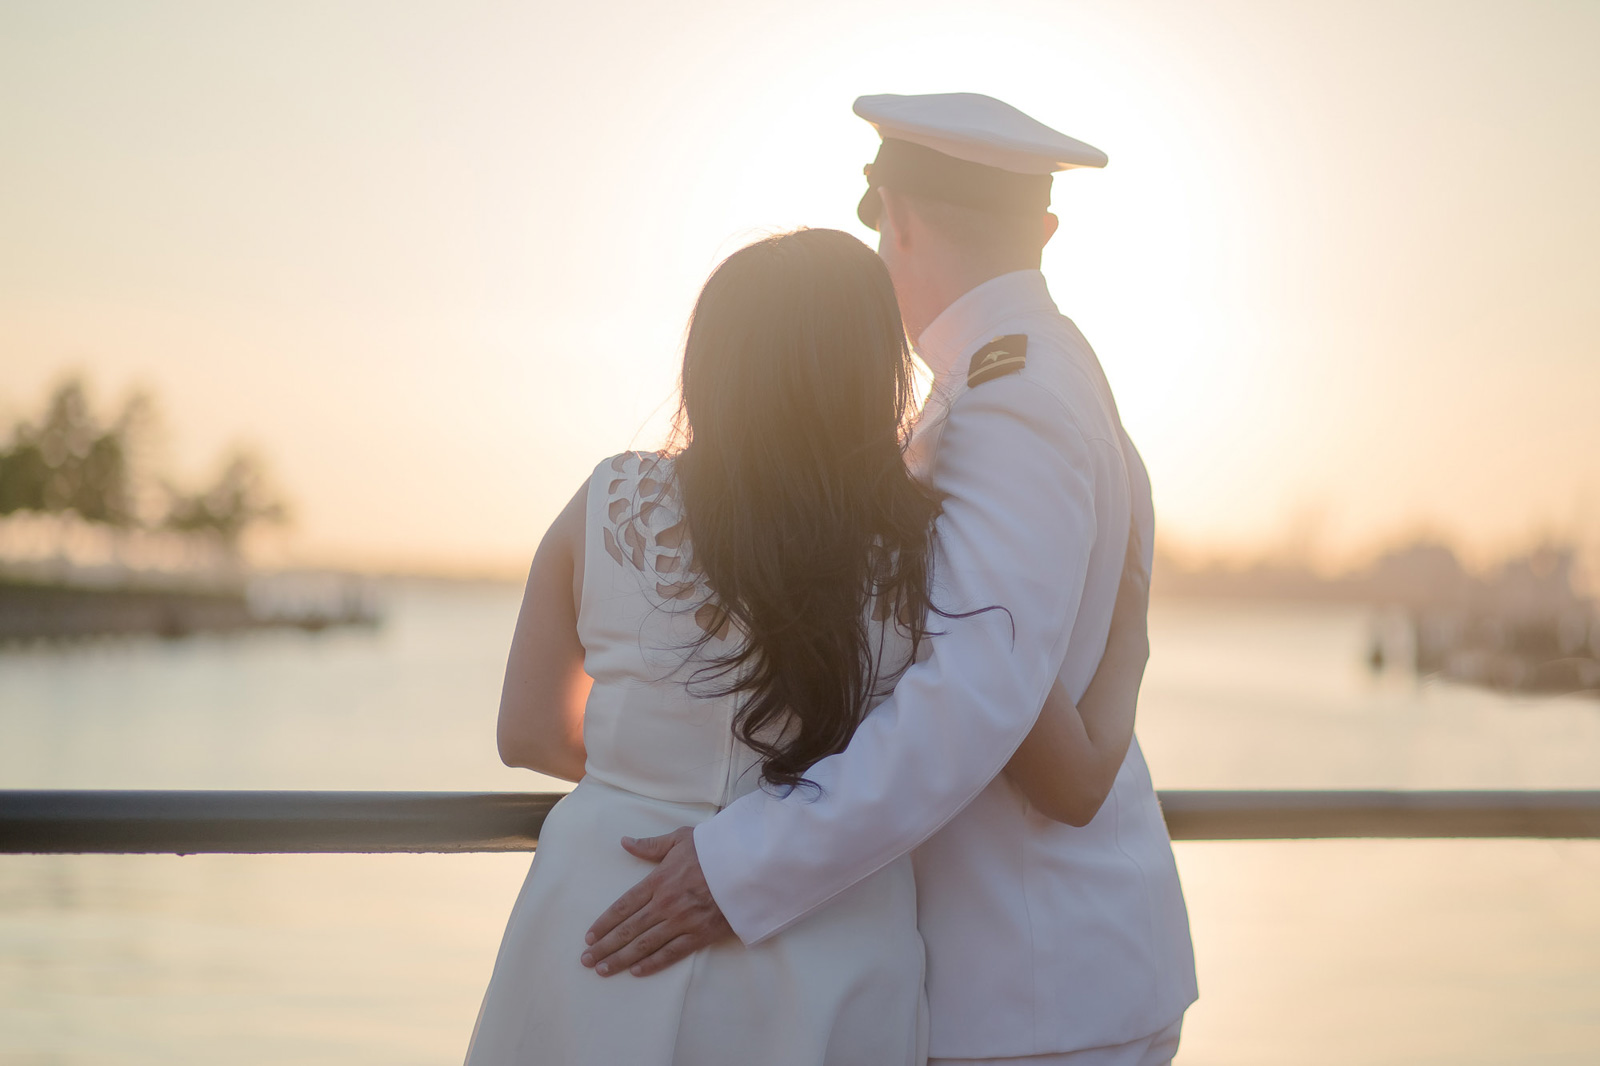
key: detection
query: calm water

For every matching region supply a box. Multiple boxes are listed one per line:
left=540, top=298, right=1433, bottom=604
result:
left=2, top=582, right=1597, bottom=1064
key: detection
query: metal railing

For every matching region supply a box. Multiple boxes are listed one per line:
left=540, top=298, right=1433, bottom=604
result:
left=3, top=789, right=1598, bottom=854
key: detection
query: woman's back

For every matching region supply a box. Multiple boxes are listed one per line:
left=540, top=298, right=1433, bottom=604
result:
left=465, top=451, right=926, bottom=1066
left=575, top=451, right=765, bottom=808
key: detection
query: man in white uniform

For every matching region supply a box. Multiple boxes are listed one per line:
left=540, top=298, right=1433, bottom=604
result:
left=583, top=93, right=1198, bottom=1064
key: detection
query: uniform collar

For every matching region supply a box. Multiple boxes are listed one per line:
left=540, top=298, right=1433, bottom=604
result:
left=914, top=269, right=1058, bottom=384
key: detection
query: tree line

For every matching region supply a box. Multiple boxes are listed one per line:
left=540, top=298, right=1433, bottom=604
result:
left=0, top=376, right=287, bottom=550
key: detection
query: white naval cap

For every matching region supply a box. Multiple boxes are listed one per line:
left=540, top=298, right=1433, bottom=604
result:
left=854, top=93, right=1107, bottom=174
left=853, top=92, right=1106, bottom=229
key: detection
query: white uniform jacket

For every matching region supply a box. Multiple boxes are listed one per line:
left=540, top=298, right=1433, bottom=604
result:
left=694, top=270, right=1198, bottom=1059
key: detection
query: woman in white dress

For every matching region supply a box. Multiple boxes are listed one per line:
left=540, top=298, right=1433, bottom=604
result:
left=465, top=229, right=1152, bottom=1065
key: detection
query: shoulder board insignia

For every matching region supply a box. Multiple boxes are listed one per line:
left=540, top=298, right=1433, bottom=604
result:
left=966, top=334, right=1028, bottom=388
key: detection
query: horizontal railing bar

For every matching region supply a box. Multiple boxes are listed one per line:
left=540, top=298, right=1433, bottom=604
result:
left=1157, top=789, right=1600, bottom=841
left=1, top=790, right=1598, bottom=854
left=0, top=791, right=560, bottom=854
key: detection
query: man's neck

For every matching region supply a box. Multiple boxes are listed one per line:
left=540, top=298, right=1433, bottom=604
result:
left=905, top=258, right=1034, bottom=345
left=910, top=267, right=1055, bottom=384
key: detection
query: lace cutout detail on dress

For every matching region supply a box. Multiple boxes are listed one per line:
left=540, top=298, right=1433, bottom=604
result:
left=601, top=452, right=731, bottom=642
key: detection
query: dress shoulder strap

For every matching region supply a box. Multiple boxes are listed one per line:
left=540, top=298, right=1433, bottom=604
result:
left=586, top=451, right=732, bottom=644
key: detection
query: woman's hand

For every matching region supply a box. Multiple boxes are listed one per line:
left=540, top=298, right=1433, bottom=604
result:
left=496, top=480, right=592, bottom=783
left=1003, top=526, right=1150, bottom=825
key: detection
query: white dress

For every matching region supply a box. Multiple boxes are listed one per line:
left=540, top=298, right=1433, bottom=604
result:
left=465, top=451, right=928, bottom=1066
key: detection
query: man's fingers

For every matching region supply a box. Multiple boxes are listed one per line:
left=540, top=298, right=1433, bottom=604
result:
left=584, top=902, right=668, bottom=968
left=628, top=933, right=700, bottom=977
left=620, top=832, right=677, bottom=862
left=586, top=912, right=670, bottom=975
left=589, top=917, right=679, bottom=976
left=580, top=824, right=729, bottom=978
left=585, top=827, right=694, bottom=953
left=583, top=877, right=655, bottom=948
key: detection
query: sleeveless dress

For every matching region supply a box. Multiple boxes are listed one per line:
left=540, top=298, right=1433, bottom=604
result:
left=464, top=452, right=928, bottom=1066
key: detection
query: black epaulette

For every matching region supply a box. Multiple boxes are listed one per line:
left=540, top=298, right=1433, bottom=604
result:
left=966, top=334, right=1028, bottom=388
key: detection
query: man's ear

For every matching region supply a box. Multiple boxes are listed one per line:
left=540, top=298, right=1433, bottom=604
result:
left=878, top=187, right=915, bottom=252
left=1042, top=212, right=1060, bottom=248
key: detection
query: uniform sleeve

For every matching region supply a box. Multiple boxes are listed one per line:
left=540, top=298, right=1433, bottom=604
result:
left=694, top=375, right=1123, bottom=944
left=1121, top=428, right=1156, bottom=572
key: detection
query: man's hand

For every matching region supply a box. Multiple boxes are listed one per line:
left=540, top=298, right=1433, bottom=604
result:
left=581, top=826, right=735, bottom=977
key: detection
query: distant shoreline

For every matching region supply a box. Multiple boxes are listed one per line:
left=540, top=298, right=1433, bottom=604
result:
left=0, top=576, right=379, bottom=642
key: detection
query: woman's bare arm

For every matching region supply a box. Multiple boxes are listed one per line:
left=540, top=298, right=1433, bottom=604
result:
left=1003, top=527, right=1151, bottom=826
left=496, top=480, right=592, bottom=782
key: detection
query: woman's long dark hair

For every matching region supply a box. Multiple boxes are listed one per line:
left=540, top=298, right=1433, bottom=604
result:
left=670, top=228, right=942, bottom=792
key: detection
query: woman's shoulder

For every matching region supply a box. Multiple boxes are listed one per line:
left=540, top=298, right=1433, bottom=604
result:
left=584, top=452, right=674, bottom=518
left=592, top=451, right=677, bottom=522
left=591, top=450, right=692, bottom=589
left=599, top=448, right=669, bottom=473
left=595, top=449, right=673, bottom=486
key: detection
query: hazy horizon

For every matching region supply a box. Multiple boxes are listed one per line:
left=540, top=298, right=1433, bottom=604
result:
left=5, top=1, right=1598, bottom=577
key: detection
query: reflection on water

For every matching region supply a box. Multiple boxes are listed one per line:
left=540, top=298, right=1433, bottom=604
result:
left=1178, top=839, right=1600, bottom=1066
left=0, top=580, right=568, bottom=794
left=1139, top=599, right=1600, bottom=790
left=2, top=584, right=1598, bottom=1064
left=3, top=851, right=531, bottom=1066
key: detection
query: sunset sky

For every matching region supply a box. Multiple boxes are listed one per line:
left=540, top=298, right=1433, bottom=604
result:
left=4, top=0, right=1597, bottom=576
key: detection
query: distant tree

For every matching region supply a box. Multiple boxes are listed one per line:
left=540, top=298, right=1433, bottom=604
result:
left=3, top=375, right=291, bottom=552
left=163, top=449, right=289, bottom=550
left=0, top=377, right=145, bottom=526
left=0, top=439, right=49, bottom=514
